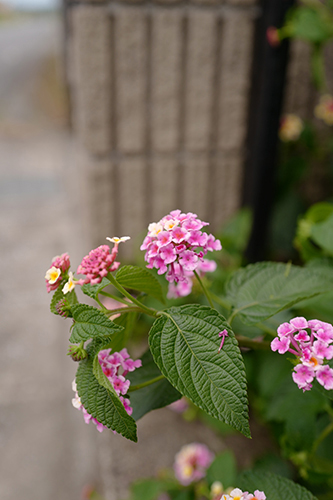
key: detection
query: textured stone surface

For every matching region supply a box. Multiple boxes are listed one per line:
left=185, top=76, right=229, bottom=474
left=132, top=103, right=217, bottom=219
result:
left=115, top=8, right=147, bottom=153
left=151, top=10, right=182, bottom=152
left=117, top=157, right=147, bottom=259
left=98, top=408, right=226, bottom=500
left=151, top=156, right=178, bottom=219
left=185, top=11, right=216, bottom=151
left=70, top=6, right=112, bottom=154
left=212, top=152, right=243, bottom=230
left=283, top=39, right=314, bottom=119
left=182, top=154, right=210, bottom=219
left=218, top=12, right=254, bottom=150
left=78, top=151, right=115, bottom=248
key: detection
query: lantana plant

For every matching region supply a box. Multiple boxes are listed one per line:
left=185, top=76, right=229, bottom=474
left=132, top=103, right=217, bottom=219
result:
left=46, top=209, right=333, bottom=498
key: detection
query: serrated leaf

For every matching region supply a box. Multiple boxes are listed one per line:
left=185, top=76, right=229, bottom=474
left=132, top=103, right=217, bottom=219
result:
left=69, top=304, right=124, bottom=343
left=127, top=349, right=181, bottom=421
left=76, top=355, right=137, bottom=442
left=149, top=305, right=250, bottom=437
left=81, top=277, right=111, bottom=300
left=50, top=281, right=78, bottom=315
left=116, top=265, right=165, bottom=304
left=238, top=471, right=318, bottom=500
left=226, top=262, right=333, bottom=325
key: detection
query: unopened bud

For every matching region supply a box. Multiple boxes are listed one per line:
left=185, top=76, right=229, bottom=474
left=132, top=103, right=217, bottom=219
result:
left=67, top=343, right=88, bottom=362
left=55, top=298, right=73, bottom=318
left=266, top=26, right=280, bottom=47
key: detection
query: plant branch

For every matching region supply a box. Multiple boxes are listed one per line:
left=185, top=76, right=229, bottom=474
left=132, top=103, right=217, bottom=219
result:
left=194, top=270, right=214, bottom=309
left=107, top=272, right=157, bottom=317
left=128, top=375, right=165, bottom=392
left=236, top=335, right=271, bottom=351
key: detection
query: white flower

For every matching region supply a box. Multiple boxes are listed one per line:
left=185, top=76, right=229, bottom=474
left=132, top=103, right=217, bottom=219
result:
left=106, top=236, right=131, bottom=244
left=45, top=266, right=61, bottom=284
left=63, top=272, right=76, bottom=294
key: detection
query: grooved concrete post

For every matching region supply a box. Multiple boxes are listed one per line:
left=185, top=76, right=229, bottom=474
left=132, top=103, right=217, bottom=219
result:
left=67, top=0, right=259, bottom=257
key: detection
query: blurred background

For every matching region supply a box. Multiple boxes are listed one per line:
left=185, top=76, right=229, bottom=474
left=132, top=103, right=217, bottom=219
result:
left=1, top=0, right=333, bottom=498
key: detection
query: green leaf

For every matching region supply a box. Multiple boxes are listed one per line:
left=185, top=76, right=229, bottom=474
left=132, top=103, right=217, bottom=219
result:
left=128, top=479, right=165, bottom=500
left=206, top=451, right=237, bottom=489
left=116, top=265, right=165, bottom=304
left=311, top=213, right=333, bottom=257
left=109, top=312, right=138, bottom=352
left=76, top=354, right=137, bottom=442
left=290, top=7, right=333, bottom=44
left=149, top=305, right=250, bottom=437
left=50, top=281, right=78, bottom=315
left=238, top=470, right=318, bottom=500
left=69, top=304, right=124, bottom=343
left=127, top=349, right=182, bottom=421
left=226, top=262, right=333, bottom=325
left=81, top=277, right=111, bottom=300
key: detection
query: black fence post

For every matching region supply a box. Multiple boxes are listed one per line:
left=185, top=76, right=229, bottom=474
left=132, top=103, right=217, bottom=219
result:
left=243, top=0, right=295, bottom=262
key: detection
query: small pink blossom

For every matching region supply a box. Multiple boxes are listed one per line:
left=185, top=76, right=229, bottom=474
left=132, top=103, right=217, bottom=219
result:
left=271, top=336, right=290, bottom=354
left=173, top=443, right=214, bottom=485
left=292, top=364, right=314, bottom=391
left=141, top=210, right=221, bottom=298
left=77, top=244, right=119, bottom=285
left=45, top=252, right=71, bottom=292
left=316, top=365, right=333, bottom=390
left=272, top=317, right=333, bottom=393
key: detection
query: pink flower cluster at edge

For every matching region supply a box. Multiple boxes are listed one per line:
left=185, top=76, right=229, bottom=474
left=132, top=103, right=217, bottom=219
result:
left=221, top=488, right=266, bottom=500
left=45, top=253, right=70, bottom=292
left=271, top=317, right=333, bottom=392
left=173, top=443, right=214, bottom=485
left=140, top=210, right=222, bottom=298
left=76, top=245, right=120, bottom=286
left=72, top=348, right=142, bottom=432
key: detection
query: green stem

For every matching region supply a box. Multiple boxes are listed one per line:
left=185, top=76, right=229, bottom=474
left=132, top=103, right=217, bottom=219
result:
left=313, top=420, right=333, bottom=453
left=103, top=305, right=142, bottom=316
left=210, top=292, right=232, bottom=311
left=99, top=291, right=131, bottom=306
left=193, top=270, right=214, bottom=309
left=236, top=335, right=271, bottom=351
left=128, top=375, right=165, bottom=392
left=107, top=272, right=157, bottom=317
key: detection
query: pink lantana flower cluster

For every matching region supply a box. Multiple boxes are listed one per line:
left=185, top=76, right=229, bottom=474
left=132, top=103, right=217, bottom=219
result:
left=173, top=443, right=214, bottom=485
left=45, top=253, right=70, bottom=292
left=221, top=488, right=266, bottom=500
left=140, top=210, right=221, bottom=298
left=271, top=317, right=333, bottom=392
left=72, top=348, right=141, bottom=432
left=97, top=347, right=142, bottom=416
left=72, top=380, right=108, bottom=433
left=76, top=245, right=119, bottom=286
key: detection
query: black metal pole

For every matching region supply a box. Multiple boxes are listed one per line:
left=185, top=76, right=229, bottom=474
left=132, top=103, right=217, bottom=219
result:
left=243, top=0, right=295, bottom=262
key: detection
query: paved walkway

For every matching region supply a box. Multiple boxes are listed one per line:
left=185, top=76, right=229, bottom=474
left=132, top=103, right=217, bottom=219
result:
left=0, top=16, right=99, bottom=500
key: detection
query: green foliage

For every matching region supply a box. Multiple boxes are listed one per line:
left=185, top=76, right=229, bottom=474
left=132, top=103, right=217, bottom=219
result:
left=76, top=339, right=137, bottom=442
left=238, top=471, right=318, bottom=500
left=69, top=304, right=124, bottom=343
left=206, top=451, right=237, bottom=489
left=295, top=203, right=333, bottom=261
left=81, top=277, right=111, bottom=300
left=116, top=265, right=165, bottom=304
left=285, top=6, right=333, bottom=44
left=226, top=262, right=333, bottom=325
left=50, top=282, right=78, bottom=315
left=219, top=208, right=252, bottom=256
left=149, top=305, right=250, bottom=437
left=128, top=349, right=181, bottom=421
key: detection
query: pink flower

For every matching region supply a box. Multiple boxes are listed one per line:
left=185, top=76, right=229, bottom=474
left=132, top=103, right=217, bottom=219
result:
left=292, top=364, right=314, bottom=391
left=316, top=365, right=333, bottom=390
left=77, top=245, right=119, bottom=285
left=266, top=26, right=280, bottom=47
left=271, top=336, right=290, bottom=354
left=141, top=211, right=221, bottom=297
left=173, top=443, right=214, bottom=485
left=45, top=252, right=71, bottom=292
left=272, top=317, right=333, bottom=393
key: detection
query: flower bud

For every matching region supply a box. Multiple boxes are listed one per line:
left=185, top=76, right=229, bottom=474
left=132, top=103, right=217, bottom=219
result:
left=67, top=343, right=88, bottom=362
left=55, top=298, right=73, bottom=318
